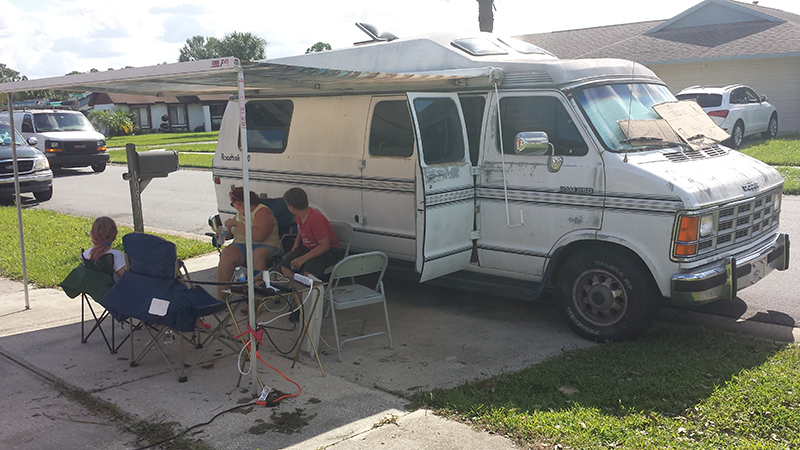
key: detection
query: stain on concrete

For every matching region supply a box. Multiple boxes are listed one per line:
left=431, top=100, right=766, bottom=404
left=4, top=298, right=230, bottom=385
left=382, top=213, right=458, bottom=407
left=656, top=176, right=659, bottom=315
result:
left=248, top=408, right=316, bottom=435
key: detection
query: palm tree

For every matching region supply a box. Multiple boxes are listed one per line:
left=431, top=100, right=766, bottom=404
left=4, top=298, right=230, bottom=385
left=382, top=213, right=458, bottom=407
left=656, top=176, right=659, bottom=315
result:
left=88, top=108, right=135, bottom=137
left=478, top=0, right=495, bottom=32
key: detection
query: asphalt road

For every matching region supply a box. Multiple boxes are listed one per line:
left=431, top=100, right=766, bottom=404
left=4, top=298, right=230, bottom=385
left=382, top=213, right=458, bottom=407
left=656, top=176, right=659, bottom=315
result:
left=22, top=164, right=800, bottom=329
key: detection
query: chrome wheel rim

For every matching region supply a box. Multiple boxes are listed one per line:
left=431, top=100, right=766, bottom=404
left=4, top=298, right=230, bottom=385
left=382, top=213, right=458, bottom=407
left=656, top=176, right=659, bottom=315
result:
left=573, top=269, right=628, bottom=327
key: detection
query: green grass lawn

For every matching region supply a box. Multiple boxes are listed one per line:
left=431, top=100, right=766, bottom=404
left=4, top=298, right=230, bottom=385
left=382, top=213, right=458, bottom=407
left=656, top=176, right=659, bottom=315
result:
left=420, top=326, right=799, bottom=449
left=0, top=207, right=214, bottom=287
left=106, top=131, right=219, bottom=149
left=108, top=148, right=214, bottom=169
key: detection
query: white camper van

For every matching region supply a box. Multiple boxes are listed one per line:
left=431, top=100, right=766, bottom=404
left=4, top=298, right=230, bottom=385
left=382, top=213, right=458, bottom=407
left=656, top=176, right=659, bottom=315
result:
left=212, top=32, right=789, bottom=341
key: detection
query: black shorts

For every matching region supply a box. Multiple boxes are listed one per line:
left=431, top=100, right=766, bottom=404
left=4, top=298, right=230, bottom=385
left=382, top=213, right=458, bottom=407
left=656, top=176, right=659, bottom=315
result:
left=280, top=246, right=343, bottom=279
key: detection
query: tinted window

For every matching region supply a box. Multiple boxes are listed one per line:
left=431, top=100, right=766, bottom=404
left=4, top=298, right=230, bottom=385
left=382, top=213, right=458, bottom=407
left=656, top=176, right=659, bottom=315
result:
left=499, top=96, right=588, bottom=156
left=33, top=112, right=94, bottom=132
left=243, top=100, right=294, bottom=153
left=369, top=100, right=414, bottom=157
left=676, top=93, right=723, bottom=108
left=459, top=95, right=485, bottom=166
left=413, top=98, right=466, bottom=165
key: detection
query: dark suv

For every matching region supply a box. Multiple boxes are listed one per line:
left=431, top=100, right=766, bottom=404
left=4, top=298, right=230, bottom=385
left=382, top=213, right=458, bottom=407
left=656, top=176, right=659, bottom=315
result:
left=0, top=121, right=53, bottom=202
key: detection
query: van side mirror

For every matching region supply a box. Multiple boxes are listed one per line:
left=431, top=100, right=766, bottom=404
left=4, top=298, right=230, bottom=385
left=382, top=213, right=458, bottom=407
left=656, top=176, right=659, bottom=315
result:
left=27, top=137, right=38, bottom=146
left=515, top=132, right=551, bottom=156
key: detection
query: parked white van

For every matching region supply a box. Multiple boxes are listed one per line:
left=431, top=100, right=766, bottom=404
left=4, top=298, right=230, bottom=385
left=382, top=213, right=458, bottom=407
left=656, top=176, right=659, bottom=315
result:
left=0, top=109, right=109, bottom=172
left=212, top=32, right=789, bottom=341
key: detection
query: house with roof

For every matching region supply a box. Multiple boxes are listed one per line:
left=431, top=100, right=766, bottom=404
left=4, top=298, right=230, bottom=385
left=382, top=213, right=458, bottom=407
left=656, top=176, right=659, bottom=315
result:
left=518, top=0, right=800, bottom=134
left=88, top=92, right=228, bottom=133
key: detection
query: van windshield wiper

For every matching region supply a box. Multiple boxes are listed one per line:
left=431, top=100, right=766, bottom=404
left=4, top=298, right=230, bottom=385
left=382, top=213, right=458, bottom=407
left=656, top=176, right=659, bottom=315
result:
left=620, top=136, right=691, bottom=151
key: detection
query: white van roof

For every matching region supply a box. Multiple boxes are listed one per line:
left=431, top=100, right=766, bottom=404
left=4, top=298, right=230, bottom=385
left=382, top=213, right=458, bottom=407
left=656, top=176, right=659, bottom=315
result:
left=0, top=32, right=660, bottom=98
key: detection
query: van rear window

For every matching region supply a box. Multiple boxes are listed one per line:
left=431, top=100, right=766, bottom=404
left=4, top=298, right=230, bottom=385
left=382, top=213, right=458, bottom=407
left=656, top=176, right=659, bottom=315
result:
left=242, top=100, right=294, bottom=153
left=676, top=93, right=722, bottom=108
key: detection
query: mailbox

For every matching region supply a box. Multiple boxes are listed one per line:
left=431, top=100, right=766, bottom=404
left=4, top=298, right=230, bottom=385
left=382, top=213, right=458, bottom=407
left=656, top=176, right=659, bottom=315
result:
left=136, top=150, right=179, bottom=179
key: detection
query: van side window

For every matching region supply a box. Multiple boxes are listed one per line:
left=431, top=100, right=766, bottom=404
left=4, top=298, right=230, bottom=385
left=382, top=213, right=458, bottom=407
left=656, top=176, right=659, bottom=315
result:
left=21, top=115, right=34, bottom=133
left=240, top=100, right=294, bottom=153
left=459, top=95, right=486, bottom=166
left=369, top=100, right=414, bottom=157
left=499, top=96, right=588, bottom=157
left=413, top=98, right=466, bottom=165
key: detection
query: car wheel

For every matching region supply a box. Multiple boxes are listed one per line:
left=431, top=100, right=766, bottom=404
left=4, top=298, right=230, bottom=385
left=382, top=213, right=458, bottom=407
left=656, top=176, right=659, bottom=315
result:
left=556, top=246, right=658, bottom=342
left=762, top=114, right=778, bottom=139
left=33, top=186, right=53, bottom=202
left=727, top=121, right=744, bottom=149
left=91, top=163, right=107, bottom=173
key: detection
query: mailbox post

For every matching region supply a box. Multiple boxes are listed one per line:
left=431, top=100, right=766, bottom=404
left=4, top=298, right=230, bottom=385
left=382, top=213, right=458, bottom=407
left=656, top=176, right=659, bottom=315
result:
left=122, top=144, right=179, bottom=232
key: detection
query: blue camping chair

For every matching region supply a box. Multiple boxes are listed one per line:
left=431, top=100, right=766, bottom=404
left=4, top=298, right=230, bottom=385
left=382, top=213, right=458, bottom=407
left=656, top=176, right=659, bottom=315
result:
left=102, top=233, right=235, bottom=382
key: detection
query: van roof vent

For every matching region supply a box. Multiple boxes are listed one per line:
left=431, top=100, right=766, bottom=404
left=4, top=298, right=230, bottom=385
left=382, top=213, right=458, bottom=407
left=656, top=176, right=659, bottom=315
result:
left=502, top=71, right=554, bottom=86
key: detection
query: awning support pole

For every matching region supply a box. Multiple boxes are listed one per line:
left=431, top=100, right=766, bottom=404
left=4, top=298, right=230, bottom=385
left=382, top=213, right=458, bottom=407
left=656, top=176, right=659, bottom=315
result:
left=7, top=93, right=30, bottom=309
left=236, top=63, right=260, bottom=396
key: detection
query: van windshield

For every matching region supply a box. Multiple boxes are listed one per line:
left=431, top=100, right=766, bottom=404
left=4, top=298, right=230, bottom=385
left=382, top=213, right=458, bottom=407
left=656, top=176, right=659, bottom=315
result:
left=575, top=83, right=677, bottom=152
left=33, top=112, right=95, bottom=133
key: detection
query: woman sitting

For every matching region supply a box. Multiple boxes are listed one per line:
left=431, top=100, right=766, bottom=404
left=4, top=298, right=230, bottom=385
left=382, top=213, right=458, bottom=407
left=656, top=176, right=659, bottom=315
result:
left=82, top=216, right=126, bottom=281
left=216, top=187, right=280, bottom=299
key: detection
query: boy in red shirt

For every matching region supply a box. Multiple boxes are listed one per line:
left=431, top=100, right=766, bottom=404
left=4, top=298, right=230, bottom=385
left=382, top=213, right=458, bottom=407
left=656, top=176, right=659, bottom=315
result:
left=280, top=187, right=343, bottom=280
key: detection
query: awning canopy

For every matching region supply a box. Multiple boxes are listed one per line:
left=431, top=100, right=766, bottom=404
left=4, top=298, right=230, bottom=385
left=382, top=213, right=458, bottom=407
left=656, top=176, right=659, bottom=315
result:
left=1, top=57, right=502, bottom=97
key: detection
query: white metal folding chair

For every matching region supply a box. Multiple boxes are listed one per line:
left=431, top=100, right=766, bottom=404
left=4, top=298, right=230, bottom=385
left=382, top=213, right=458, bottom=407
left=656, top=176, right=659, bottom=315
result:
left=327, top=251, right=393, bottom=361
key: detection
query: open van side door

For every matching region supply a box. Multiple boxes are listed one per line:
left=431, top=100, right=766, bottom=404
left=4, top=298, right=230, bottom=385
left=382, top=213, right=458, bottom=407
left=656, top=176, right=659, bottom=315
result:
left=407, top=93, right=474, bottom=282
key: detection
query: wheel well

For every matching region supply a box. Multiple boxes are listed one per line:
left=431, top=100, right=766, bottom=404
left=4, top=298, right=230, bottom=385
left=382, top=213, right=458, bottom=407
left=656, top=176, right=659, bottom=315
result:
left=547, top=241, right=655, bottom=290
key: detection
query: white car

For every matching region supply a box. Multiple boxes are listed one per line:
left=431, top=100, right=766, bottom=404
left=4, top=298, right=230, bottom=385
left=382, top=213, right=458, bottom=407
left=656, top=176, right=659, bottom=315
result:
left=676, top=84, right=778, bottom=149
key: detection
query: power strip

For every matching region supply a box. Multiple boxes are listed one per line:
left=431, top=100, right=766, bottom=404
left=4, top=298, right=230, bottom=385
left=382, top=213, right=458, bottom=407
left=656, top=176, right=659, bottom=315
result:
left=294, top=273, right=321, bottom=286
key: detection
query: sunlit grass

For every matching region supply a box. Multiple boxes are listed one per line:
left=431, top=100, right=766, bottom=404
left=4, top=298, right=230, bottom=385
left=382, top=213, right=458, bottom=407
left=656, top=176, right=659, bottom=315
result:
left=741, top=134, right=800, bottom=166
left=106, top=131, right=218, bottom=148
left=108, top=149, right=214, bottom=169
left=421, top=326, right=799, bottom=449
left=0, top=207, right=214, bottom=287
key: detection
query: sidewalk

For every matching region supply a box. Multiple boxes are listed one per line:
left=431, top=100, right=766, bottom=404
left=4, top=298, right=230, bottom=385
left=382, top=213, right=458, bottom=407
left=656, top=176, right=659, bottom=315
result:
left=0, top=254, right=533, bottom=450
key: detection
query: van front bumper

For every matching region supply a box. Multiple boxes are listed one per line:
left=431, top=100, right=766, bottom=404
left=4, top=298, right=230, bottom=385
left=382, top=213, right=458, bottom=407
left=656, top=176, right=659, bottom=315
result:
left=670, top=233, right=789, bottom=305
left=46, top=152, right=109, bottom=168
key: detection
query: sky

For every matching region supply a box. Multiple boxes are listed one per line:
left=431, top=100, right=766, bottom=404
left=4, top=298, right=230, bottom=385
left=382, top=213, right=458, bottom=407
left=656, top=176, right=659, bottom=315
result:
left=1, top=0, right=799, bottom=80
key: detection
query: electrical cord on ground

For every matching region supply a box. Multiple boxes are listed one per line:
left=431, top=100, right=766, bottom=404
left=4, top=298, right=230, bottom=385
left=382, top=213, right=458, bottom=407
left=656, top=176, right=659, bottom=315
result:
left=131, top=401, right=258, bottom=450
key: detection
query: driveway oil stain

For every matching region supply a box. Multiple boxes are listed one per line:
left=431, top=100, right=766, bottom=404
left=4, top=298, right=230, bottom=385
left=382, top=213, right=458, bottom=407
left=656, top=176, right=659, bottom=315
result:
left=249, top=408, right=316, bottom=435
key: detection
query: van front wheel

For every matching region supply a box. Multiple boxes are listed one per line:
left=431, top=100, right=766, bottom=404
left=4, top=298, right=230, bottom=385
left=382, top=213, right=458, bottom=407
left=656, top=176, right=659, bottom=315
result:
left=556, top=247, right=657, bottom=342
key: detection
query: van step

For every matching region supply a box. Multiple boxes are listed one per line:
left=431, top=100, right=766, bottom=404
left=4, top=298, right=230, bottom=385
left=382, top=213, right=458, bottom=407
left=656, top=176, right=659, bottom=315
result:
left=385, top=260, right=544, bottom=302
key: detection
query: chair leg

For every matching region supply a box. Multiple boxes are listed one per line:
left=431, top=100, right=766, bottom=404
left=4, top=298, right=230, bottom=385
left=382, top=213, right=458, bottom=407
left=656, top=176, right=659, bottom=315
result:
left=382, top=300, right=393, bottom=350
left=330, top=302, right=343, bottom=362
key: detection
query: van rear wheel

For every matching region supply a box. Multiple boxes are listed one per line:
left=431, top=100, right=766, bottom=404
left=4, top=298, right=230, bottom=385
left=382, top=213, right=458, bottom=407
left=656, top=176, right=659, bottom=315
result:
left=556, top=247, right=657, bottom=342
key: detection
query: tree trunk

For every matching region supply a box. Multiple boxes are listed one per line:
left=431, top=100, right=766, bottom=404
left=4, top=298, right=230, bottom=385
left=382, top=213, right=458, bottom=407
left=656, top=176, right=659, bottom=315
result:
left=478, top=0, right=494, bottom=33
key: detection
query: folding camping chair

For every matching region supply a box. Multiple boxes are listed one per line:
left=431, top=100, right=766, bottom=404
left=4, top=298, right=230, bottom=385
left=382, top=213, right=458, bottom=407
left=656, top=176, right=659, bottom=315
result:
left=102, top=233, right=237, bottom=382
left=60, top=252, right=129, bottom=354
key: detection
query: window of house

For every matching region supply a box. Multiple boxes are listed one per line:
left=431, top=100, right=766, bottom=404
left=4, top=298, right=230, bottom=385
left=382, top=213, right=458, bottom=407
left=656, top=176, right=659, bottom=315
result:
left=369, top=100, right=414, bottom=157
left=240, top=100, right=294, bottom=153
left=413, top=97, right=466, bottom=165
left=131, top=106, right=151, bottom=129
left=498, top=96, right=588, bottom=157
left=168, top=105, right=187, bottom=127
left=209, top=104, right=225, bottom=131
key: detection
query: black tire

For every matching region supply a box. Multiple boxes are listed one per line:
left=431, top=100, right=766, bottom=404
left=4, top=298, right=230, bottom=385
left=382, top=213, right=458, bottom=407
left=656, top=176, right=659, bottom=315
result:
left=727, top=121, right=744, bottom=149
left=556, top=246, right=658, bottom=342
left=91, top=162, right=106, bottom=173
left=33, top=186, right=53, bottom=202
left=762, top=114, right=778, bottom=139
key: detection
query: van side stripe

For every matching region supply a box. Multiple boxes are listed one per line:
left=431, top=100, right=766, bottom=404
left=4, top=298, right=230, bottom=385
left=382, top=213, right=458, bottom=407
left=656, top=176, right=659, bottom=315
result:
left=426, top=186, right=474, bottom=208
left=424, top=245, right=473, bottom=262
left=213, top=168, right=414, bottom=193
left=354, top=228, right=414, bottom=240
left=478, top=244, right=548, bottom=258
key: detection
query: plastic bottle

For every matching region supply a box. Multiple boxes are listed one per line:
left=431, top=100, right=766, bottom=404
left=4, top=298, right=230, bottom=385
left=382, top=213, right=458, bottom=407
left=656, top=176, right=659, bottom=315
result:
left=219, top=225, right=228, bottom=240
left=234, top=266, right=247, bottom=282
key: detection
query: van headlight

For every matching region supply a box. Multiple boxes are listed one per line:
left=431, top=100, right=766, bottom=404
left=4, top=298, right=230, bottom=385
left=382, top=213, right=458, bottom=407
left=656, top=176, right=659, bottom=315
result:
left=699, top=214, right=714, bottom=237
left=33, top=154, right=50, bottom=171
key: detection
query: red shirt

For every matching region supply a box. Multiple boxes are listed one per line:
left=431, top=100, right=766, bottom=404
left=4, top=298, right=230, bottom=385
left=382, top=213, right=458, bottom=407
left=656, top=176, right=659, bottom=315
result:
left=297, top=209, right=341, bottom=250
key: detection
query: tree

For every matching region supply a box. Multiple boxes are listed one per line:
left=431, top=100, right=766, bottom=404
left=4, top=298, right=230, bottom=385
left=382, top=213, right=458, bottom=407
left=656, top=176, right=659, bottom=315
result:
left=89, top=108, right=135, bottom=137
left=477, top=0, right=495, bottom=32
left=179, top=32, right=266, bottom=62
left=179, top=36, right=222, bottom=62
left=217, top=31, right=266, bottom=61
left=306, top=42, right=332, bottom=54
left=0, top=63, right=27, bottom=105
